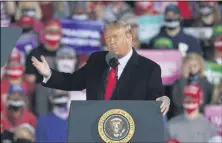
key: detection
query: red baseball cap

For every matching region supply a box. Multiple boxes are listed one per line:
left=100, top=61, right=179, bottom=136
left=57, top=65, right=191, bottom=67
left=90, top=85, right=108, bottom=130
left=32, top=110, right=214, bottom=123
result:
left=8, top=48, right=22, bottom=63
left=183, top=84, right=203, bottom=99
left=167, top=138, right=180, bottom=143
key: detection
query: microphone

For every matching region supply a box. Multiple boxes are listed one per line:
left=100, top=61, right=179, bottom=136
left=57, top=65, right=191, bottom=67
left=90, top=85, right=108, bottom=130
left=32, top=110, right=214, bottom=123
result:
left=105, top=52, right=120, bottom=100
left=105, top=52, right=119, bottom=69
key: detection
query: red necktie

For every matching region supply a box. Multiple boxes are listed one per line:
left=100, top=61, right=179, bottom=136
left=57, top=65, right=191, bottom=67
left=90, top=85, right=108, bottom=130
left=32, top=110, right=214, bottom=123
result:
left=104, top=67, right=117, bottom=100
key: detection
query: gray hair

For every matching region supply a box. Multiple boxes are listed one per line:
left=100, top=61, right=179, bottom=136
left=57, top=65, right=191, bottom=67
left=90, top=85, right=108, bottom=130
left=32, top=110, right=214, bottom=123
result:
left=104, top=20, right=133, bottom=38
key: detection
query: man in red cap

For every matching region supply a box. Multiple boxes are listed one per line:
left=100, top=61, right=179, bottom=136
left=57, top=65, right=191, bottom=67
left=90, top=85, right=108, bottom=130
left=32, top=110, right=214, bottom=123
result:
left=1, top=49, right=35, bottom=109
left=25, top=18, right=62, bottom=115
left=166, top=84, right=217, bottom=142
left=3, top=84, right=36, bottom=131
left=25, top=19, right=62, bottom=84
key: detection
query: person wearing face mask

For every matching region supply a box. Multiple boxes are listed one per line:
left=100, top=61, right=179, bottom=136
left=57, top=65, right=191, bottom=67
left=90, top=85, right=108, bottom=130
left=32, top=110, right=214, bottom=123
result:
left=68, top=1, right=90, bottom=20
left=3, top=85, right=36, bottom=131
left=56, top=47, right=87, bottom=101
left=172, top=53, right=213, bottom=117
left=25, top=19, right=62, bottom=115
left=55, top=46, right=78, bottom=74
left=1, top=50, right=35, bottom=109
left=35, top=89, right=70, bottom=142
left=10, top=2, right=44, bottom=37
left=193, top=2, right=221, bottom=27
left=25, top=19, right=62, bottom=83
left=16, top=15, right=35, bottom=34
left=149, top=4, right=202, bottom=56
left=13, top=123, right=35, bottom=143
left=199, top=5, right=216, bottom=27
left=167, top=84, right=217, bottom=142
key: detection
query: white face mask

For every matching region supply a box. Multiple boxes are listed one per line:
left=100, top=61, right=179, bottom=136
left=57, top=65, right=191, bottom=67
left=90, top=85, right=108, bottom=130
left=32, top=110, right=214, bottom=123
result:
left=215, top=58, right=222, bottom=65
left=165, top=20, right=180, bottom=29
left=53, top=96, right=69, bottom=104
left=57, top=59, right=76, bottom=73
left=72, top=14, right=89, bottom=20
left=53, top=106, right=69, bottom=120
left=7, top=100, right=25, bottom=107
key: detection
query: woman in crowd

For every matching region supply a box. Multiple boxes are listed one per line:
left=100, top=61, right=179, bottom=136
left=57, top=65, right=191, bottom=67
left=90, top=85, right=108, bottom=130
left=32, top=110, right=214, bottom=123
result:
left=192, top=1, right=221, bottom=27
left=172, top=53, right=213, bottom=116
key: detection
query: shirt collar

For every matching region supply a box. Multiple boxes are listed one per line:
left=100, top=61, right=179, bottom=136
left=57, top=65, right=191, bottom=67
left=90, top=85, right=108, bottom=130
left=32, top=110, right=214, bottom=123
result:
left=118, top=48, right=133, bottom=66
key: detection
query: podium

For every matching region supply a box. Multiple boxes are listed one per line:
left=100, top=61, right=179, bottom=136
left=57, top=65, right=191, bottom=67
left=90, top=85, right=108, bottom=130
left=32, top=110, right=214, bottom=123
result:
left=67, top=101, right=165, bottom=142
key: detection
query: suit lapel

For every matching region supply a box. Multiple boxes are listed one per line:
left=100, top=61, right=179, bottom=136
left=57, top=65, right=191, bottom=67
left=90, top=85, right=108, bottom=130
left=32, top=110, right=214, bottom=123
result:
left=94, top=54, right=109, bottom=100
left=110, top=49, right=139, bottom=100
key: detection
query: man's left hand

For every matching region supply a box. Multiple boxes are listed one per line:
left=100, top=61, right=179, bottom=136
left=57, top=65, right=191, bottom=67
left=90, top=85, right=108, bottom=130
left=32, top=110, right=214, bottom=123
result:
left=156, top=96, right=170, bottom=116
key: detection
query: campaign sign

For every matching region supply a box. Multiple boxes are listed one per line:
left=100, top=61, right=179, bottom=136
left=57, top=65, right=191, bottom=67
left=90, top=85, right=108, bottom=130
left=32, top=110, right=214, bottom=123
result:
left=16, top=34, right=39, bottom=64
left=138, top=14, right=164, bottom=43
left=204, top=61, right=222, bottom=85
left=137, top=49, right=182, bottom=85
left=204, top=105, right=222, bottom=136
left=183, top=27, right=213, bottom=40
left=60, top=19, right=104, bottom=54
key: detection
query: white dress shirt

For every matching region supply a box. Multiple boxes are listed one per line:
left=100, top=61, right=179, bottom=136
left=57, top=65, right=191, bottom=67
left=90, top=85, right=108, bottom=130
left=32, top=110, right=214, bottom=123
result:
left=43, top=48, right=133, bottom=83
left=114, top=48, right=133, bottom=79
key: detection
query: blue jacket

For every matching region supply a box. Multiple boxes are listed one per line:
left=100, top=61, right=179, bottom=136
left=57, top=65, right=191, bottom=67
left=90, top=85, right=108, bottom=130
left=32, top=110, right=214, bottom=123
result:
left=35, top=112, right=68, bottom=142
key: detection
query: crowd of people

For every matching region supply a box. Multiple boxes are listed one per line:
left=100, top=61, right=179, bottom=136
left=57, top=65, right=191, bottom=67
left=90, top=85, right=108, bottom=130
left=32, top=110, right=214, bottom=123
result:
left=1, top=1, right=222, bottom=143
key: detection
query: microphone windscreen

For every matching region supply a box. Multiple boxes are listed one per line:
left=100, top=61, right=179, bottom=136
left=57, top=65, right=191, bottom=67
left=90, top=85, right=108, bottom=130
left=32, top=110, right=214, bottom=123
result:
left=105, top=52, right=117, bottom=65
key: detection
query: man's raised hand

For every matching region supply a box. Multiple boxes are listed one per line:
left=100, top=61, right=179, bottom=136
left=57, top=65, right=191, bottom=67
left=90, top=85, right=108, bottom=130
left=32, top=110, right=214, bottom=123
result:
left=31, top=55, right=51, bottom=78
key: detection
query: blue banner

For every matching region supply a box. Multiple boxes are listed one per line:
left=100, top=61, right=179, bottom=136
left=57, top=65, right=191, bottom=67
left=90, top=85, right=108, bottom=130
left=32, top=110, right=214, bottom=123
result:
left=60, top=19, right=104, bottom=54
left=16, top=34, right=39, bottom=64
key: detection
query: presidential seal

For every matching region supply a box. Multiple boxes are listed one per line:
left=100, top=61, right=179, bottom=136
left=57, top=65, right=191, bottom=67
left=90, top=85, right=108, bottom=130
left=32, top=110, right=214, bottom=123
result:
left=98, top=109, right=135, bottom=143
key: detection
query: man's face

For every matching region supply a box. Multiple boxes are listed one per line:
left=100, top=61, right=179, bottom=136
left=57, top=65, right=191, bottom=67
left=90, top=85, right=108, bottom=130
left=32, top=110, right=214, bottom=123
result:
left=105, top=27, right=131, bottom=57
left=183, top=95, right=200, bottom=114
left=56, top=55, right=77, bottom=73
left=44, top=24, right=61, bottom=36
left=165, top=11, right=180, bottom=20
left=44, top=24, right=61, bottom=50
left=5, top=62, right=24, bottom=80
left=164, top=11, right=181, bottom=30
left=7, top=93, right=24, bottom=112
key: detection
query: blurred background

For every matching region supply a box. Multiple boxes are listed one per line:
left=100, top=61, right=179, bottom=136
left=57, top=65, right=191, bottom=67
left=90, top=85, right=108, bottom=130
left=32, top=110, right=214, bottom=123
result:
left=1, top=1, right=222, bottom=143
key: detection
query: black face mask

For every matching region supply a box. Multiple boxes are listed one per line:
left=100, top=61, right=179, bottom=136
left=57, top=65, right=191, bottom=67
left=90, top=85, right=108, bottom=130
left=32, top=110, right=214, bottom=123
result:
left=8, top=105, right=22, bottom=112
left=22, top=27, right=33, bottom=33
left=188, top=73, right=200, bottom=84
left=165, top=18, right=180, bottom=30
left=14, top=138, right=32, bottom=143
